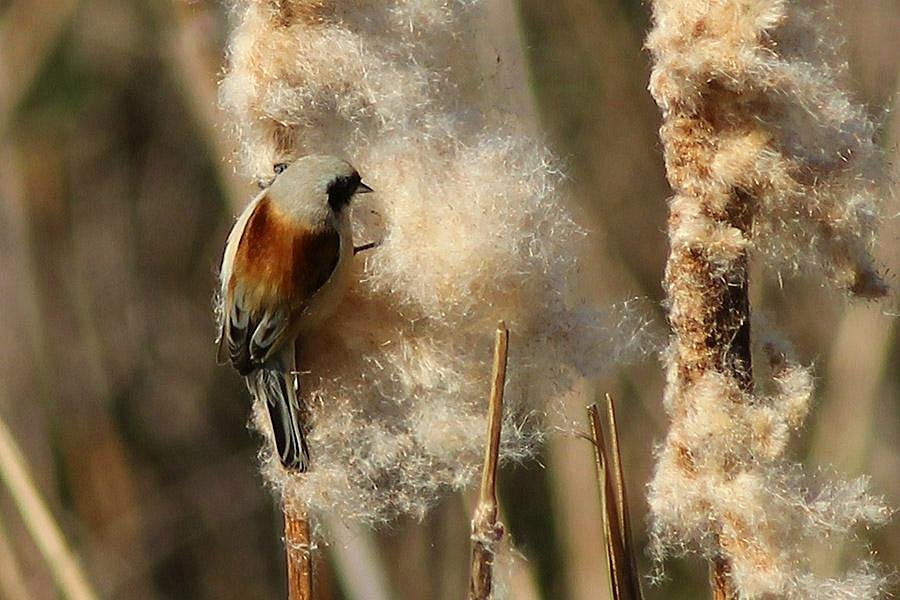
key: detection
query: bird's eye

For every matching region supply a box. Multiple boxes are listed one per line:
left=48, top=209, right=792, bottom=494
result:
left=273, top=163, right=289, bottom=175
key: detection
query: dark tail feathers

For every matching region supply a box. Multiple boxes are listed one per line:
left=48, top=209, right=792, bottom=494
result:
left=248, top=368, right=310, bottom=471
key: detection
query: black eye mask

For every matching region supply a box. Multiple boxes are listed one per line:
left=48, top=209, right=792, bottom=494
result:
left=326, top=172, right=362, bottom=212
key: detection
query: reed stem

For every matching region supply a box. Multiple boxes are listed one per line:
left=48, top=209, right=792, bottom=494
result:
left=587, top=397, right=642, bottom=600
left=468, top=321, right=509, bottom=600
left=284, top=507, right=313, bottom=600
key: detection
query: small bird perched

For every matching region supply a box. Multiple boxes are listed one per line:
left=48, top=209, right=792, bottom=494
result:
left=216, top=155, right=372, bottom=471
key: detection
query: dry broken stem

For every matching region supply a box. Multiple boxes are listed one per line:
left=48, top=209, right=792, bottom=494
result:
left=468, top=321, right=509, bottom=600
left=587, top=396, right=642, bottom=600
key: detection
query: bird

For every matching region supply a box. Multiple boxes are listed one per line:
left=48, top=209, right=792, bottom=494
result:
left=216, top=155, right=373, bottom=471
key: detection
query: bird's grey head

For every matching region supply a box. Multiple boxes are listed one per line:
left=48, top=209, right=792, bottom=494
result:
left=270, top=155, right=373, bottom=214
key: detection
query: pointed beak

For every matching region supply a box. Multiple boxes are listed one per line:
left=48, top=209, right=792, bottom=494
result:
left=356, top=181, right=374, bottom=195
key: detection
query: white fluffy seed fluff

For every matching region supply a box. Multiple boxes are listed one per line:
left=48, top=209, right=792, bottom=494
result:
left=219, top=0, right=630, bottom=527
left=647, top=0, right=887, bottom=296
left=646, top=1, right=892, bottom=598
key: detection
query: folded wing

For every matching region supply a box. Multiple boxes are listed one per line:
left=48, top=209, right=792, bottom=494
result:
left=217, top=193, right=341, bottom=375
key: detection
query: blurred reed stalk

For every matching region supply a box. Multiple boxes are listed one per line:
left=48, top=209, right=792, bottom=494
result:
left=0, top=0, right=79, bottom=132
left=322, top=515, right=394, bottom=600
left=165, top=0, right=251, bottom=209
left=0, top=515, right=32, bottom=600
left=587, top=396, right=642, bottom=600
left=0, top=414, right=99, bottom=600
left=468, top=322, right=509, bottom=600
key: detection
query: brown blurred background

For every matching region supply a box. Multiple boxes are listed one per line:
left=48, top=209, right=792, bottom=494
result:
left=0, top=1, right=897, bottom=598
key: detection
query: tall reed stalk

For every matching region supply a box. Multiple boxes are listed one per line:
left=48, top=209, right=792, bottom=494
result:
left=646, top=2, right=892, bottom=597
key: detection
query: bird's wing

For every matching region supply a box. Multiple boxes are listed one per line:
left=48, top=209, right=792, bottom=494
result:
left=217, top=194, right=341, bottom=374
left=216, top=188, right=266, bottom=368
